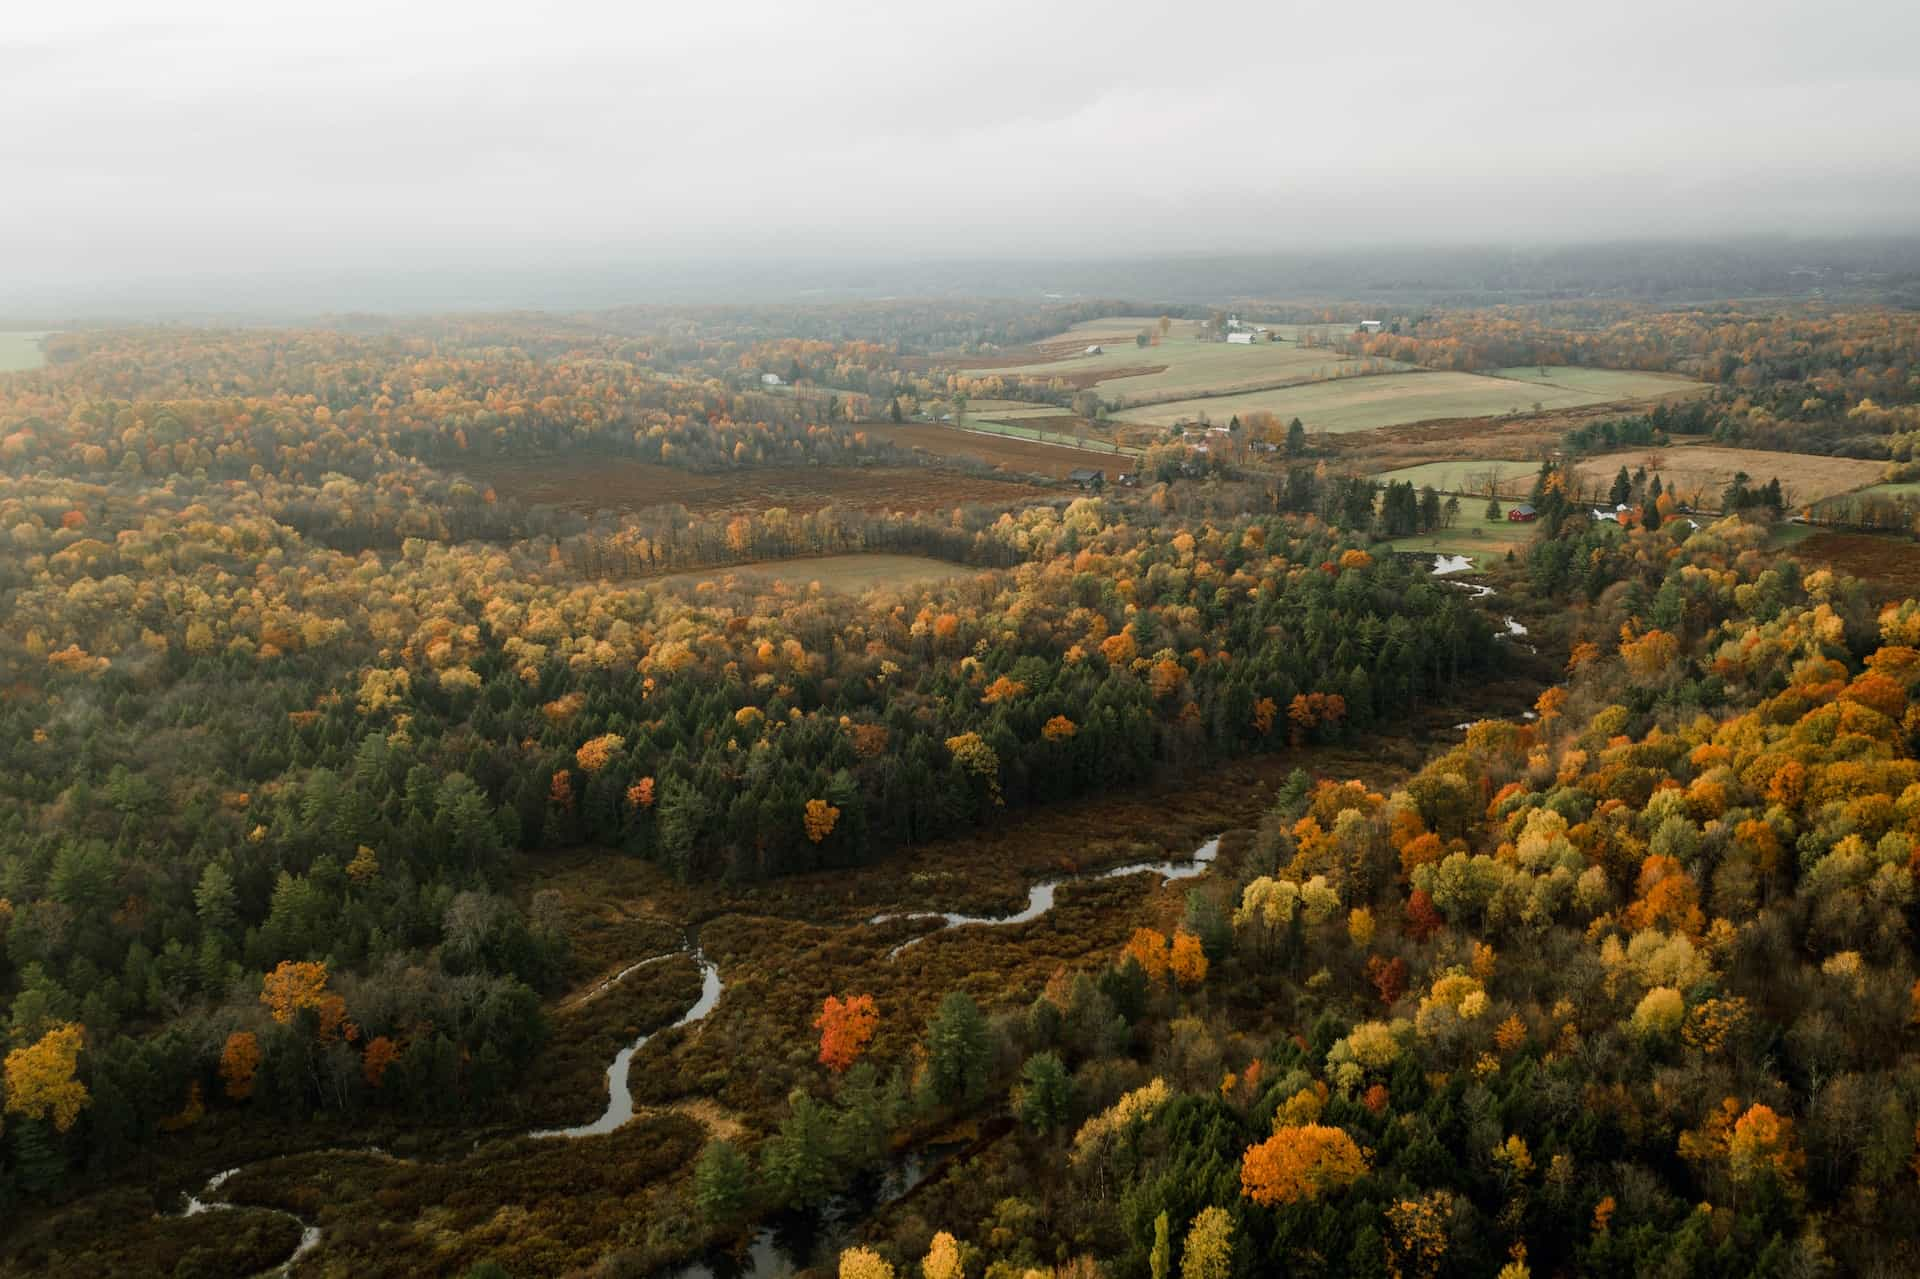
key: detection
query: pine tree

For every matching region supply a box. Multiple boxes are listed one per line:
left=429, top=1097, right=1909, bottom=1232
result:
left=925, top=992, right=990, bottom=1107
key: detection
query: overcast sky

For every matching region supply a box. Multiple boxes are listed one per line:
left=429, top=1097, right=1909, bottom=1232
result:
left=5, top=0, right=1919, bottom=305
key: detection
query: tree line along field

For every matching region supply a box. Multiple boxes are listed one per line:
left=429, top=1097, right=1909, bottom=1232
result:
left=644, top=553, right=984, bottom=595
left=1371, top=446, right=1887, bottom=508
left=470, top=456, right=1058, bottom=518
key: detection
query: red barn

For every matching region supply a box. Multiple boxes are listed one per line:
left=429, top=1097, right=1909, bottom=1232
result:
left=1507, top=504, right=1537, bottom=522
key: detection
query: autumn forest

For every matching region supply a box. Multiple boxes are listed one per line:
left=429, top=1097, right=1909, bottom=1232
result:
left=2, top=285, right=1920, bottom=1279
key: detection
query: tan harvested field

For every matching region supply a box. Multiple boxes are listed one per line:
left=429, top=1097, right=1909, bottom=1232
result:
left=1113, top=365, right=1699, bottom=433
left=1570, top=446, right=1882, bottom=507
left=647, top=553, right=981, bottom=594
left=472, top=457, right=1054, bottom=517
left=983, top=333, right=1373, bottom=403
left=863, top=420, right=1137, bottom=479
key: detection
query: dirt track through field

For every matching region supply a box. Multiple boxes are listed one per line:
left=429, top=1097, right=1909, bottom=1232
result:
left=862, top=421, right=1135, bottom=479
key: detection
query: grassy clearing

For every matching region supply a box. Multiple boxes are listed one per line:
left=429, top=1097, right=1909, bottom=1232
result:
left=1488, top=366, right=1705, bottom=399
left=1370, top=459, right=1540, bottom=497
left=0, top=332, right=49, bottom=372
left=1570, top=445, right=1883, bottom=507
left=1374, top=518, right=1539, bottom=567
left=647, top=553, right=982, bottom=594
left=1811, top=479, right=1920, bottom=511
left=987, top=324, right=1376, bottom=402
left=1113, top=370, right=1588, bottom=432
left=961, top=417, right=1139, bottom=455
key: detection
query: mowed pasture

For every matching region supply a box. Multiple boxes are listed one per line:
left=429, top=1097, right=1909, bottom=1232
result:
left=1371, top=459, right=1541, bottom=497
left=473, top=457, right=1054, bottom=518
left=0, top=332, right=49, bottom=371
left=1489, top=366, right=1706, bottom=400
left=985, top=332, right=1374, bottom=404
left=646, top=553, right=982, bottom=595
left=1114, top=365, right=1699, bottom=433
left=1569, top=446, right=1883, bottom=507
left=1375, top=516, right=1546, bottom=568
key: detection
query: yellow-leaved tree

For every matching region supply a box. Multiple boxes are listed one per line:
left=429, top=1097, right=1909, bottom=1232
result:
left=837, top=1246, right=893, bottom=1279
left=1181, top=1205, right=1233, bottom=1279
left=4, top=1022, right=90, bottom=1132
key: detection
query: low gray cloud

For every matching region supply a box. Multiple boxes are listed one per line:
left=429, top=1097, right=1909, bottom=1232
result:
left=5, top=0, right=1918, bottom=306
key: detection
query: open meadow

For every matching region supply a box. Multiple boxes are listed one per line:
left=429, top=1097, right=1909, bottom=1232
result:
left=984, top=333, right=1375, bottom=404
left=0, top=332, right=49, bottom=371
left=1488, top=365, right=1705, bottom=399
left=1373, top=516, right=1546, bottom=568
left=1113, top=365, right=1700, bottom=432
left=472, top=457, right=1055, bottom=517
left=1371, top=458, right=1542, bottom=497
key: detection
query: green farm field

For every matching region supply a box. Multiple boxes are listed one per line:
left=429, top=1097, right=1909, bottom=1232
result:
left=1371, top=459, right=1541, bottom=497
left=0, top=332, right=50, bottom=372
left=1488, top=366, right=1705, bottom=399
left=1114, top=365, right=1700, bottom=433
left=647, top=553, right=983, bottom=594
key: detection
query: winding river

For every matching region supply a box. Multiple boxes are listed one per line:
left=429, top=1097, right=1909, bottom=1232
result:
left=533, top=946, right=725, bottom=1140
left=168, top=834, right=1226, bottom=1275
left=868, top=836, right=1222, bottom=957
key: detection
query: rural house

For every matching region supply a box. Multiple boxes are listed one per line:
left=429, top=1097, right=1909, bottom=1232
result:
left=1358, top=320, right=1384, bottom=333
left=1508, top=503, right=1537, bottom=522
left=760, top=372, right=782, bottom=386
left=1068, top=468, right=1105, bottom=490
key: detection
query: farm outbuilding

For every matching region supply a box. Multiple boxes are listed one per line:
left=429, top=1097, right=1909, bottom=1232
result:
left=1226, top=332, right=1256, bottom=345
left=1068, top=468, right=1106, bottom=490
left=760, top=372, right=783, bottom=386
left=1084, top=344, right=1104, bottom=356
left=1508, top=504, right=1537, bottom=522
left=1358, top=320, right=1384, bottom=333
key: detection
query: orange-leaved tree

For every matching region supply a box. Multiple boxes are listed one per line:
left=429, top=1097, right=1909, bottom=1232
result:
left=1169, top=931, right=1210, bottom=987
left=815, top=994, right=879, bottom=1072
left=1124, top=928, right=1171, bottom=981
left=219, top=1031, right=261, bottom=1100
left=1241, top=1123, right=1369, bottom=1206
left=260, top=960, right=353, bottom=1040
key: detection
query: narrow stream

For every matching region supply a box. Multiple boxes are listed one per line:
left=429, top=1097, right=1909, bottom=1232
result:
left=1430, top=554, right=1532, bottom=648
left=163, top=836, right=1224, bottom=1275
left=868, top=836, right=1222, bottom=957
left=176, top=1162, right=330, bottom=1277
left=533, top=947, right=725, bottom=1139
